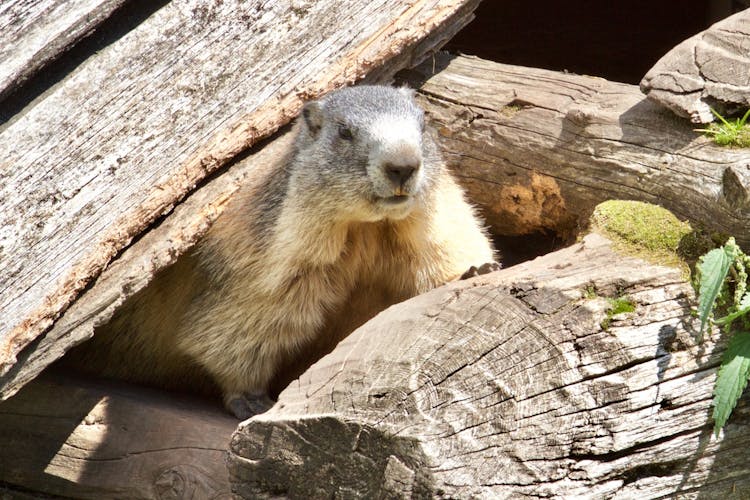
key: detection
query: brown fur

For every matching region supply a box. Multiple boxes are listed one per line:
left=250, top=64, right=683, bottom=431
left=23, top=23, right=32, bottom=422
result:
left=66, top=86, right=496, bottom=416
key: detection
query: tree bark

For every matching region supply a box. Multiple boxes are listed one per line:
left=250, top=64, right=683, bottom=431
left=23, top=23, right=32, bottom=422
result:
left=4, top=52, right=748, bottom=431
left=0, top=0, right=481, bottom=388
left=399, top=52, right=750, bottom=245
left=227, top=233, right=749, bottom=498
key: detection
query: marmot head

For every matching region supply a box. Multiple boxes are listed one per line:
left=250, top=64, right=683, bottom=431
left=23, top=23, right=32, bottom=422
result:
left=293, top=85, right=436, bottom=222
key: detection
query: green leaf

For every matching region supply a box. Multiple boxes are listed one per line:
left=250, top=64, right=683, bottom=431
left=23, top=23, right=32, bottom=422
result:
left=697, top=242, right=737, bottom=335
left=713, top=331, right=750, bottom=435
left=738, top=108, right=750, bottom=127
left=711, top=107, right=733, bottom=127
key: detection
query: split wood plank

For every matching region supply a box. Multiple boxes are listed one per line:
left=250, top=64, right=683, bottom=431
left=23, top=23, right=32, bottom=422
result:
left=0, top=0, right=481, bottom=387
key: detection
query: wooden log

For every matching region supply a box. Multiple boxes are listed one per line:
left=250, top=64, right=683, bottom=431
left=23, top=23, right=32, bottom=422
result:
left=0, top=372, right=236, bottom=499
left=0, top=0, right=129, bottom=100
left=0, top=0, right=481, bottom=388
left=399, top=52, right=750, bottom=246
left=227, top=232, right=750, bottom=497
left=640, top=8, right=750, bottom=123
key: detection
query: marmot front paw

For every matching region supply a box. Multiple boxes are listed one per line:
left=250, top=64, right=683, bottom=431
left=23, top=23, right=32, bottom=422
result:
left=460, top=262, right=502, bottom=280
left=226, top=391, right=275, bottom=420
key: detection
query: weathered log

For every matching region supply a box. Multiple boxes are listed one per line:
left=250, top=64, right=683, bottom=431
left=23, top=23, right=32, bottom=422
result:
left=0, top=371, right=236, bottom=499
left=0, top=0, right=481, bottom=389
left=399, top=52, right=750, bottom=246
left=0, top=0, right=129, bottom=101
left=227, top=233, right=750, bottom=498
left=640, top=8, right=750, bottom=123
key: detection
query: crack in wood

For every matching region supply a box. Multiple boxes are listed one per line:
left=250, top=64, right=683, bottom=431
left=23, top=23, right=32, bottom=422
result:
left=570, top=426, right=704, bottom=463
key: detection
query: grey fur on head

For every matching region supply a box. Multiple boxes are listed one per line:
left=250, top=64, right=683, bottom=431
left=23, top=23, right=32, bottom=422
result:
left=291, top=85, right=438, bottom=223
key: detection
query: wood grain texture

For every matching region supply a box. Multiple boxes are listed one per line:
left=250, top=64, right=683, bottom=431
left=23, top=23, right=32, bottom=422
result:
left=228, top=233, right=750, bottom=498
left=0, top=372, right=236, bottom=499
left=0, top=0, right=480, bottom=385
left=641, top=8, right=750, bottom=123
left=0, top=0, right=128, bottom=100
left=399, top=52, right=750, bottom=246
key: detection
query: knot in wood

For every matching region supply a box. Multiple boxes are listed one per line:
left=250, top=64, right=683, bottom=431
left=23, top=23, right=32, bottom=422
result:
left=155, top=466, right=198, bottom=500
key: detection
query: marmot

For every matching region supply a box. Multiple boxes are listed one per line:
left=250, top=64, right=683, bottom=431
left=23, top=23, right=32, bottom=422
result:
left=66, top=85, right=497, bottom=419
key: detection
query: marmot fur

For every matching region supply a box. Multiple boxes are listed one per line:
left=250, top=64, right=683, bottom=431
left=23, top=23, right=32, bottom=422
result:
left=67, top=85, right=497, bottom=419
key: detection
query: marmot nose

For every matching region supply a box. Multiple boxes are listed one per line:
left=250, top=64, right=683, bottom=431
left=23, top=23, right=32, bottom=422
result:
left=384, top=163, right=417, bottom=187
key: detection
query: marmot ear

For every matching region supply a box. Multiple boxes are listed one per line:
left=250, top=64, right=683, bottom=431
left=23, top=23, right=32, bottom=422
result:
left=302, top=101, right=324, bottom=139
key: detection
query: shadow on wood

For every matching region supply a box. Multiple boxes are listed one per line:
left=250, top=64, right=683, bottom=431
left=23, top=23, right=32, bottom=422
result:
left=0, top=371, right=236, bottom=498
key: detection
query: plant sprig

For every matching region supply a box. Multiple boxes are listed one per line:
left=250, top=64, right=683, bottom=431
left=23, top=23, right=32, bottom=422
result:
left=696, top=108, right=750, bottom=148
left=696, top=237, right=750, bottom=434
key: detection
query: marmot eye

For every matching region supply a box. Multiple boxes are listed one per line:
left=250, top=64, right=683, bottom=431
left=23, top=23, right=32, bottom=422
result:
left=338, top=124, right=354, bottom=141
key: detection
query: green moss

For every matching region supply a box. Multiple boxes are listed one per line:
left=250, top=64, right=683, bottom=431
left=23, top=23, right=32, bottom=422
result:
left=600, top=295, right=636, bottom=330
left=592, top=200, right=690, bottom=253
left=582, top=284, right=636, bottom=331
left=608, top=296, right=636, bottom=315
left=590, top=200, right=717, bottom=278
